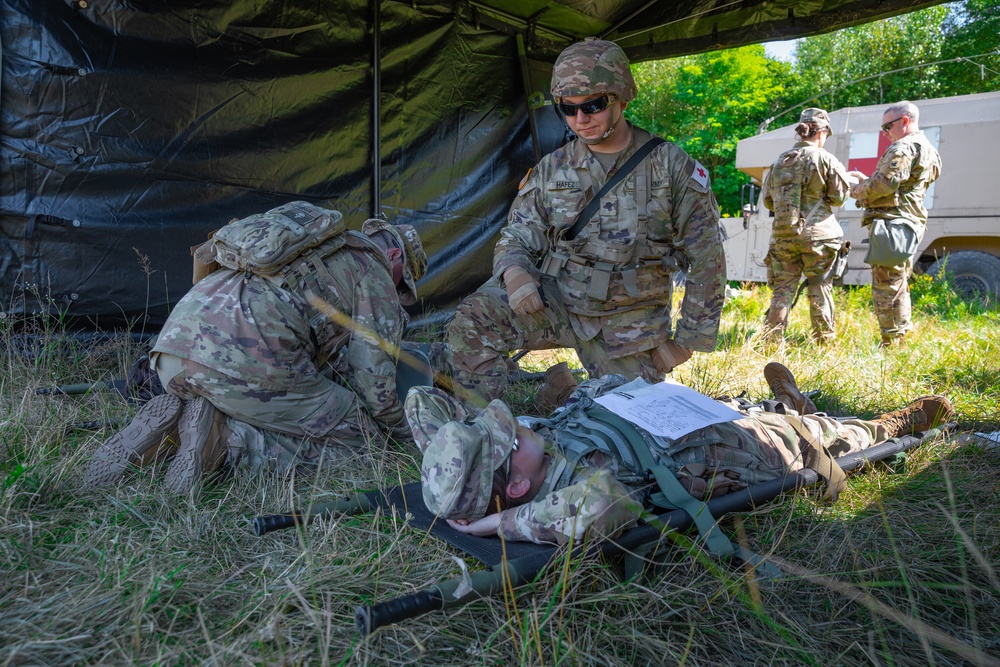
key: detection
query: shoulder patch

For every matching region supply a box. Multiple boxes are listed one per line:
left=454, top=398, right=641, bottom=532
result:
left=518, top=168, right=533, bottom=191
left=691, top=161, right=710, bottom=188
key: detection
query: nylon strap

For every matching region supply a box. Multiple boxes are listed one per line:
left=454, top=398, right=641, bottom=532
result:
left=570, top=410, right=643, bottom=472
left=564, top=138, right=666, bottom=241
left=784, top=414, right=848, bottom=502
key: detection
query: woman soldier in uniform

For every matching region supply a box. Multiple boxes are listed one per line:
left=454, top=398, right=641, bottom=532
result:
left=762, top=108, right=850, bottom=344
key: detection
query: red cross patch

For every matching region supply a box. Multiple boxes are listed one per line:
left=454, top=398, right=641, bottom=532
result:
left=691, top=161, right=709, bottom=187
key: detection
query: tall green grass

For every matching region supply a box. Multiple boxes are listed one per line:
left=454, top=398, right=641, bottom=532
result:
left=1, top=278, right=998, bottom=666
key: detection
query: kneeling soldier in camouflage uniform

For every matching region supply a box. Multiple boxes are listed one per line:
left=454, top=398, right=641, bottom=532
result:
left=84, top=201, right=426, bottom=493
left=406, top=366, right=952, bottom=545
left=447, top=38, right=725, bottom=403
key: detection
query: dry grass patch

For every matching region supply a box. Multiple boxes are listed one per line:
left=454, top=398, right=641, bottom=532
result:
left=2, top=281, right=999, bottom=665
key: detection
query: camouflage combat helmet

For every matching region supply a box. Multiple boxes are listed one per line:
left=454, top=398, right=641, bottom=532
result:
left=550, top=38, right=637, bottom=102
left=418, top=399, right=518, bottom=521
left=799, top=107, right=832, bottom=133
left=361, top=219, right=427, bottom=306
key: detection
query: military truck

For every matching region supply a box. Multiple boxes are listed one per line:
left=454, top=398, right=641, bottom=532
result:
left=722, top=91, right=1000, bottom=304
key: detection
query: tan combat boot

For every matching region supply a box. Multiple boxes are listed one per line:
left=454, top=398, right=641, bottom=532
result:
left=84, top=394, right=182, bottom=488
left=874, top=395, right=954, bottom=438
left=763, top=362, right=818, bottom=415
left=164, top=397, right=231, bottom=494
left=534, top=361, right=578, bottom=415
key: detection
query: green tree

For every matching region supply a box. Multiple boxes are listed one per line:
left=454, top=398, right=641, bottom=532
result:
left=629, top=45, right=791, bottom=215
left=938, top=0, right=1000, bottom=96
left=790, top=5, right=950, bottom=109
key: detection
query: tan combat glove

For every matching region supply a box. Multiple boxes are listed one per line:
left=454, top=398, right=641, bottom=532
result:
left=503, top=266, right=544, bottom=316
left=651, top=339, right=693, bottom=375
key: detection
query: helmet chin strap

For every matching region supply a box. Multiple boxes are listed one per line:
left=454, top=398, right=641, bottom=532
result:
left=577, top=103, right=624, bottom=146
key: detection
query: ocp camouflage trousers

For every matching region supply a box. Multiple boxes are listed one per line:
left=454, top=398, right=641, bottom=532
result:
left=152, top=352, right=370, bottom=471
left=872, top=260, right=914, bottom=343
left=670, top=402, right=889, bottom=485
left=765, top=237, right=841, bottom=342
left=446, top=277, right=661, bottom=403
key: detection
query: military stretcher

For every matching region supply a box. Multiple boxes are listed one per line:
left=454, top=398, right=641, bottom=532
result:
left=251, top=427, right=947, bottom=635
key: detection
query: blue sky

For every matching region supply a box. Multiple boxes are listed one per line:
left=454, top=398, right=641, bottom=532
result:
left=764, top=40, right=797, bottom=61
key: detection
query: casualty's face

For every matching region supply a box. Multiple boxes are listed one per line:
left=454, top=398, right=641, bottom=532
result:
left=511, top=425, right=549, bottom=493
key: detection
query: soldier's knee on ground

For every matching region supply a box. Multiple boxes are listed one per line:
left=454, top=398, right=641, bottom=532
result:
left=452, top=369, right=507, bottom=406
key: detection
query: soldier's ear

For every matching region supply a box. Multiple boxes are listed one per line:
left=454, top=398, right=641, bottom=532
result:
left=506, top=477, right=532, bottom=500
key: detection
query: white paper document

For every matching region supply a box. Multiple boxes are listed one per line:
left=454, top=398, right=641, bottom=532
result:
left=594, top=379, right=742, bottom=439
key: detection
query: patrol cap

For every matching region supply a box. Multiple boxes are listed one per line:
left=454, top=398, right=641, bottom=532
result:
left=419, top=399, right=518, bottom=521
left=799, top=107, right=832, bottom=133
left=361, top=219, right=427, bottom=306
left=550, top=38, right=637, bottom=102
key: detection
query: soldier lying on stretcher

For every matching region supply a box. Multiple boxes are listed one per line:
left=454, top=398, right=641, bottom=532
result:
left=405, top=364, right=953, bottom=546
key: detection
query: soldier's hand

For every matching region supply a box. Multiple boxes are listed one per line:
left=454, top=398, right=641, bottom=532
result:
left=447, top=515, right=501, bottom=536
left=847, top=170, right=867, bottom=186
left=651, top=340, right=693, bottom=375
left=503, top=266, right=545, bottom=316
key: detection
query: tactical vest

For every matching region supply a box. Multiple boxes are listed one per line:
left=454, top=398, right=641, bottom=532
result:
left=537, top=131, right=684, bottom=316
left=768, top=145, right=826, bottom=238
left=532, top=378, right=836, bottom=575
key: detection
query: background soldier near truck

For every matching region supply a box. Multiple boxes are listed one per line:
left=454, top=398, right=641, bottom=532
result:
left=761, top=107, right=851, bottom=344
left=848, top=100, right=942, bottom=347
left=447, top=38, right=726, bottom=404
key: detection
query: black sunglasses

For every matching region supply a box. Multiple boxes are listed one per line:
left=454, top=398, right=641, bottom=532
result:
left=881, top=117, right=905, bottom=132
left=555, top=94, right=615, bottom=117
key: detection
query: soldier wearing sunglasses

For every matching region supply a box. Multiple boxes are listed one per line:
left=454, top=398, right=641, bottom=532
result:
left=847, top=101, right=942, bottom=347
left=447, top=38, right=726, bottom=404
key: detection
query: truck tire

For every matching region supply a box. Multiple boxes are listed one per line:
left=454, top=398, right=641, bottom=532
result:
left=927, top=251, right=1000, bottom=306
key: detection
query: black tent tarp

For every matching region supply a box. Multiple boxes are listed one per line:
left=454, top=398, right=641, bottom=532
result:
left=0, top=0, right=948, bottom=332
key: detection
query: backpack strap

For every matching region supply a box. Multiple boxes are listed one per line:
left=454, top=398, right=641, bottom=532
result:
left=563, top=138, right=666, bottom=242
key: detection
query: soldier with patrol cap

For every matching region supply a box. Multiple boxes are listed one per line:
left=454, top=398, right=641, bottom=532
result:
left=84, top=202, right=427, bottom=493
left=405, top=372, right=953, bottom=546
left=446, top=37, right=726, bottom=404
left=761, top=107, right=851, bottom=344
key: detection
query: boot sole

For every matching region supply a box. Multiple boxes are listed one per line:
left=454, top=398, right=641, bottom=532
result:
left=83, top=394, right=182, bottom=488
left=164, top=398, right=227, bottom=494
